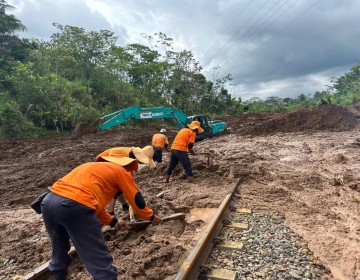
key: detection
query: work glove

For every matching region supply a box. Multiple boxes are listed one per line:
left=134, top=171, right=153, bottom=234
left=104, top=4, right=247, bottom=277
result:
left=150, top=215, right=162, bottom=226
left=114, top=220, right=129, bottom=232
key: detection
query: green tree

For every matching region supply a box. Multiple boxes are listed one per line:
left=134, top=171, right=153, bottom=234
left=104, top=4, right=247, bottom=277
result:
left=50, top=23, right=117, bottom=81
left=7, top=60, right=99, bottom=131
left=167, top=50, right=204, bottom=113
left=0, top=101, right=34, bottom=138
left=331, top=61, right=360, bottom=104
left=332, top=61, right=360, bottom=96
left=125, top=43, right=169, bottom=105
left=0, top=0, right=29, bottom=89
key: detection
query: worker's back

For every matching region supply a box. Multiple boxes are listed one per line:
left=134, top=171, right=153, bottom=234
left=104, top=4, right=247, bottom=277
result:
left=152, top=133, right=168, bottom=148
left=171, top=128, right=195, bottom=152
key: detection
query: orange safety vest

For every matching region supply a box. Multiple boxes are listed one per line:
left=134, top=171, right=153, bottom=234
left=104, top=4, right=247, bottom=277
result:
left=50, top=162, right=154, bottom=225
left=151, top=133, right=169, bottom=148
left=171, top=128, right=196, bottom=152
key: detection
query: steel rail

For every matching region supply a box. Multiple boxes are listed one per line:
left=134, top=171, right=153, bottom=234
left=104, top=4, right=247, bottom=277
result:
left=22, top=247, right=76, bottom=280
left=174, top=193, right=232, bottom=280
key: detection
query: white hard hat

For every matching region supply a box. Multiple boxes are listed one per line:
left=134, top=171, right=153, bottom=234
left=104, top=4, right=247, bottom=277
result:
left=160, top=128, right=166, bottom=133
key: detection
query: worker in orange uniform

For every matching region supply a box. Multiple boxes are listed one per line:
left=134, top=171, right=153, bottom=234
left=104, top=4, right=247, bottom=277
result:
left=152, top=128, right=170, bottom=163
left=96, top=146, right=156, bottom=217
left=165, top=121, right=204, bottom=183
left=41, top=156, right=161, bottom=280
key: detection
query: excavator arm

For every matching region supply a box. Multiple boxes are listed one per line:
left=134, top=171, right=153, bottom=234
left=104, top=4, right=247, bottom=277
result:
left=99, top=106, right=190, bottom=130
left=73, top=105, right=226, bottom=139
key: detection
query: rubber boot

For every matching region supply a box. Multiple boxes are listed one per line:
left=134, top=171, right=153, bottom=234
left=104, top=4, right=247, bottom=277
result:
left=52, top=268, right=68, bottom=280
left=188, top=176, right=194, bottom=183
left=165, top=175, right=170, bottom=183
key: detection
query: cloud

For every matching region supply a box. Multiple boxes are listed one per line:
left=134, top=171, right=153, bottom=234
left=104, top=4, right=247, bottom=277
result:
left=11, top=0, right=118, bottom=40
left=233, top=65, right=350, bottom=101
left=8, top=0, right=360, bottom=100
left=202, top=0, right=360, bottom=99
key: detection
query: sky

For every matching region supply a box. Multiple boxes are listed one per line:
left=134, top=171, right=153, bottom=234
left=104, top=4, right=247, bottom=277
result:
left=8, top=0, right=360, bottom=101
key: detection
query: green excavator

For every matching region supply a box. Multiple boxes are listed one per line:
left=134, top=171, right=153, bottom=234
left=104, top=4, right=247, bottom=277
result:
left=73, top=106, right=226, bottom=141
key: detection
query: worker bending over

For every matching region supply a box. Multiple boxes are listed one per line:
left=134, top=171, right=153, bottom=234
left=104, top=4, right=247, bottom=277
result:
left=165, top=121, right=204, bottom=183
left=152, top=128, right=170, bottom=163
left=41, top=156, right=161, bottom=280
left=96, top=146, right=155, bottom=217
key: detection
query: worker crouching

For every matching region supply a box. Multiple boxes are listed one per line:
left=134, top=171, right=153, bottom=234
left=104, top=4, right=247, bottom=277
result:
left=165, top=121, right=204, bottom=183
left=41, top=156, right=161, bottom=280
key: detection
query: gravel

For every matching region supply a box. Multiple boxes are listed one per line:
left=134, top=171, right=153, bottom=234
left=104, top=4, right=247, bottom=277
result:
left=201, top=211, right=333, bottom=280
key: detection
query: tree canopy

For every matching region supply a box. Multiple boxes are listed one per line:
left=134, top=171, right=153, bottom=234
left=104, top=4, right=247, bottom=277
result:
left=0, top=0, right=359, bottom=138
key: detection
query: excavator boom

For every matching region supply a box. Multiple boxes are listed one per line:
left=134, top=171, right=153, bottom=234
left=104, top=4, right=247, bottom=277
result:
left=99, top=106, right=189, bottom=130
left=73, top=106, right=226, bottom=140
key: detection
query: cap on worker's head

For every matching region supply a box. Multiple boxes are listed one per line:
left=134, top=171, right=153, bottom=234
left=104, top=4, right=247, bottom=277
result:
left=132, top=146, right=156, bottom=169
left=160, top=128, right=166, bottom=133
left=100, top=156, right=139, bottom=172
left=187, top=121, right=204, bottom=133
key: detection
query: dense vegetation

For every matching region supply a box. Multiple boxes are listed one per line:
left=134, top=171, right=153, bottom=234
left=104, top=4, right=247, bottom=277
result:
left=1, top=1, right=359, bottom=138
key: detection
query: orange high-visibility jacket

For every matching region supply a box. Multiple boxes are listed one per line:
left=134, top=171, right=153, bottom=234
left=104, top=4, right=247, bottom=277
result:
left=171, top=128, right=196, bottom=152
left=151, top=133, right=169, bottom=149
left=50, top=162, right=154, bottom=225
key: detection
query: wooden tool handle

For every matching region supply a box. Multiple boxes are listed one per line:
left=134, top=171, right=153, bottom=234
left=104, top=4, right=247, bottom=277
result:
left=129, top=206, right=135, bottom=222
left=128, top=213, right=185, bottom=231
left=161, top=213, right=185, bottom=222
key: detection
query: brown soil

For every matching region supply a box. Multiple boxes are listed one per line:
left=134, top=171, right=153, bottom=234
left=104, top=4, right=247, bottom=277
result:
left=1, top=104, right=360, bottom=280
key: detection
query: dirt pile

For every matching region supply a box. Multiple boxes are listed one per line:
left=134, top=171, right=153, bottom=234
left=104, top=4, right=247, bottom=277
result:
left=224, top=104, right=359, bottom=135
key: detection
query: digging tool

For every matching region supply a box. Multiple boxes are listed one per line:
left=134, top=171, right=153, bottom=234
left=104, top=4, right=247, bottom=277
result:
left=128, top=213, right=185, bottom=232
left=188, top=152, right=211, bottom=167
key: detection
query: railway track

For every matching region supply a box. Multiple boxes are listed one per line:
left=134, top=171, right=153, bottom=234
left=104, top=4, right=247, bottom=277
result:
left=21, top=189, right=333, bottom=280
left=174, top=195, right=333, bottom=280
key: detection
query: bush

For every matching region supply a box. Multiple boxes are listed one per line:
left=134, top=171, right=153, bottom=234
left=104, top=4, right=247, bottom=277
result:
left=0, top=101, right=35, bottom=138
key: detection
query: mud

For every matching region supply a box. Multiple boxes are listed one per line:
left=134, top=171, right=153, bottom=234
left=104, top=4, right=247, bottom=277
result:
left=0, top=104, right=360, bottom=280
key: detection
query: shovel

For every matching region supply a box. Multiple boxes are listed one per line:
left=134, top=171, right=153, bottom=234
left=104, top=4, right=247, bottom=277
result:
left=188, top=152, right=211, bottom=167
left=128, top=213, right=185, bottom=232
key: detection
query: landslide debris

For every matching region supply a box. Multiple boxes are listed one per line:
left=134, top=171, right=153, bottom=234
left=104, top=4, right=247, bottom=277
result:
left=224, top=104, right=359, bottom=135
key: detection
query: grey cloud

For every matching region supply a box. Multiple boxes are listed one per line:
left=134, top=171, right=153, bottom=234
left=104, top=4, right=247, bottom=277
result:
left=10, top=0, right=360, bottom=100
left=14, top=0, right=128, bottom=43
left=207, top=0, right=360, bottom=96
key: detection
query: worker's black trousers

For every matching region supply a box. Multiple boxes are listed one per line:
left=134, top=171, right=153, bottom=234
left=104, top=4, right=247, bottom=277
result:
left=166, top=149, right=193, bottom=177
left=41, top=192, right=118, bottom=280
left=153, top=147, right=163, bottom=162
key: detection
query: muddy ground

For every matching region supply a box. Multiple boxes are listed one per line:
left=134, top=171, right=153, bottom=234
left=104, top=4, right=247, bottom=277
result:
left=0, top=104, right=360, bottom=280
